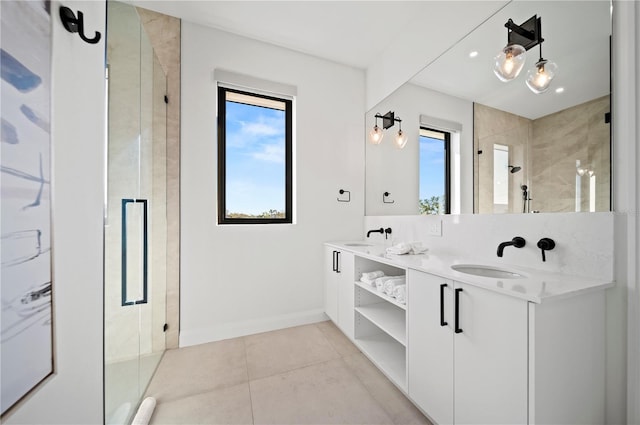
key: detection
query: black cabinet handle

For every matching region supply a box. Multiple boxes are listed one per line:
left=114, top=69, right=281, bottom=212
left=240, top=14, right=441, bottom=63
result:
left=454, top=288, right=463, bottom=334
left=336, top=251, right=341, bottom=273
left=332, top=250, right=337, bottom=272
left=440, top=283, right=448, bottom=326
left=121, top=198, right=148, bottom=306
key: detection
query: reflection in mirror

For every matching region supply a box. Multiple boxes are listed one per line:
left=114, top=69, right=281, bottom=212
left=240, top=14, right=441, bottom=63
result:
left=365, top=84, right=471, bottom=216
left=419, top=128, right=450, bottom=214
left=365, top=0, right=611, bottom=215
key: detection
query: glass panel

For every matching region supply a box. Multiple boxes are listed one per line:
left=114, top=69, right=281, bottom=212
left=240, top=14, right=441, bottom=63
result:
left=105, top=2, right=166, bottom=424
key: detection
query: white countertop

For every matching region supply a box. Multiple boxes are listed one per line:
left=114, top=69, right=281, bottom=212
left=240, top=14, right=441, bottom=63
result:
left=326, top=241, right=614, bottom=303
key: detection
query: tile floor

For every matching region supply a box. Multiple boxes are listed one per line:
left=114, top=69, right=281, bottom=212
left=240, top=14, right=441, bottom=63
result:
left=144, top=320, right=432, bottom=424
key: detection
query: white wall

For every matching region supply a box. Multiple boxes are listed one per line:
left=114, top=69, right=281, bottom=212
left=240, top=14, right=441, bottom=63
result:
left=612, top=1, right=639, bottom=424
left=180, top=22, right=365, bottom=346
left=3, top=1, right=105, bottom=423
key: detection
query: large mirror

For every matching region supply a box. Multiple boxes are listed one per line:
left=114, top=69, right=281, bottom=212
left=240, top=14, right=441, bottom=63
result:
left=365, top=0, right=611, bottom=215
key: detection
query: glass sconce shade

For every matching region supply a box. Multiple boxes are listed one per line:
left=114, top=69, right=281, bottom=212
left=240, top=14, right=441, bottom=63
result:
left=526, top=59, right=557, bottom=93
left=369, top=125, right=384, bottom=145
left=394, top=130, right=408, bottom=149
left=493, top=44, right=526, bottom=82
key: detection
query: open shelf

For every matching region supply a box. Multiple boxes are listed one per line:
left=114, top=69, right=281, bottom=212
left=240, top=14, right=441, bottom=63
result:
left=355, top=303, right=406, bottom=345
left=355, top=332, right=407, bottom=391
left=355, top=280, right=406, bottom=310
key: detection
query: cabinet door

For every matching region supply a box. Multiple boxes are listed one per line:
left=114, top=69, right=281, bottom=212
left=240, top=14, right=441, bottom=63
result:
left=453, top=282, right=528, bottom=424
left=407, top=270, right=454, bottom=425
left=337, top=251, right=355, bottom=339
left=324, top=247, right=338, bottom=323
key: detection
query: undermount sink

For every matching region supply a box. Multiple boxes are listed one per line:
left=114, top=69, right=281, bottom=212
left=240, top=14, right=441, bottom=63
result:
left=344, top=243, right=372, bottom=247
left=451, top=264, right=525, bottom=279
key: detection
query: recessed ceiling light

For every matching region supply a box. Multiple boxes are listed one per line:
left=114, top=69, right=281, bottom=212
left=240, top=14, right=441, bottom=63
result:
left=555, top=87, right=565, bottom=93
left=469, top=51, right=479, bottom=58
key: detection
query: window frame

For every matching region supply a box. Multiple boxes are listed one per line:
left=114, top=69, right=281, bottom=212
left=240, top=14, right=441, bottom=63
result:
left=419, top=127, right=451, bottom=215
left=217, top=86, right=293, bottom=225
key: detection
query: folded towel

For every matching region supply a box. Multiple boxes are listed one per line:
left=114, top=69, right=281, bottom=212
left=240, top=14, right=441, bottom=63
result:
left=393, top=284, right=407, bottom=304
left=384, top=277, right=406, bottom=296
left=409, top=242, right=428, bottom=254
left=374, top=275, right=399, bottom=291
left=386, top=242, right=429, bottom=255
left=361, top=270, right=384, bottom=281
left=386, top=242, right=412, bottom=255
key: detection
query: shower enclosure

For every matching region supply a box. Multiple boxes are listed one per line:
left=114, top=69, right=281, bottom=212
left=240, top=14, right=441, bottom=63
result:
left=104, top=2, right=167, bottom=423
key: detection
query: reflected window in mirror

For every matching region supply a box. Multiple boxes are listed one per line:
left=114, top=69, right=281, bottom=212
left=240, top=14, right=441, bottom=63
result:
left=419, top=128, right=450, bottom=215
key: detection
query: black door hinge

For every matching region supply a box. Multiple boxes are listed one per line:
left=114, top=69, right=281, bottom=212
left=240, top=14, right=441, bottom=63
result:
left=164, top=95, right=168, bottom=104
left=163, top=323, right=168, bottom=332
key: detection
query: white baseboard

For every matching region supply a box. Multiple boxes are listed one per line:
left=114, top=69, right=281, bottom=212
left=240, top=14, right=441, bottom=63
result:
left=179, top=309, right=329, bottom=347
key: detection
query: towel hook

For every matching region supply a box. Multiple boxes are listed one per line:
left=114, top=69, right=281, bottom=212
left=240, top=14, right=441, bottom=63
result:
left=383, top=191, right=395, bottom=204
left=59, top=6, right=102, bottom=44
left=337, top=189, right=351, bottom=203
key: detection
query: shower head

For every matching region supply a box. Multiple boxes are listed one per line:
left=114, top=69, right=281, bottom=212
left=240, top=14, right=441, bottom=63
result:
left=509, top=165, right=522, bottom=173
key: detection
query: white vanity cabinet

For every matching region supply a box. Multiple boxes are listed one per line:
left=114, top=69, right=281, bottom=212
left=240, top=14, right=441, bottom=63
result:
left=407, top=270, right=528, bottom=424
left=324, top=243, right=608, bottom=424
left=407, top=269, right=606, bottom=425
left=324, top=246, right=354, bottom=339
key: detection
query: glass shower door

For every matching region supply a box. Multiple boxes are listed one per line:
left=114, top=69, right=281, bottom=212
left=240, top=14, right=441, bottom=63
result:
left=104, top=2, right=167, bottom=424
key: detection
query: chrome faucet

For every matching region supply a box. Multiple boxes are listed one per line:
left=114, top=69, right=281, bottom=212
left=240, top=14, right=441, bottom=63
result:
left=497, top=236, right=526, bottom=257
left=367, top=228, right=384, bottom=238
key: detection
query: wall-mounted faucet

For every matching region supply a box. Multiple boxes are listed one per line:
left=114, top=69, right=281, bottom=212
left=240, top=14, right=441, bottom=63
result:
left=367, top=228, right=384, bottom=238
left=497, top=236, right=526, bottom=257
left=537, top=238, right=555, bottom=262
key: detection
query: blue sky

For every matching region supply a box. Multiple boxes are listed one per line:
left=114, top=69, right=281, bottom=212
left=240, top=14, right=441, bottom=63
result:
left=419, top=135, right=445, bottom=200
left=225, top=101, right=286, bottom=215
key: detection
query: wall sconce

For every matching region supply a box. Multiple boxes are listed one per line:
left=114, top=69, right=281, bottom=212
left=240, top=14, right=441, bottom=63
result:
left=493, top=15, right=557, bottom=94
left=369, top=111, right=408, bottom=149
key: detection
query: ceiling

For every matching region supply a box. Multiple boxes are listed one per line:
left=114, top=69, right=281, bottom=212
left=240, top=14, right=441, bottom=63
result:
left=130, top=1, right=513, bottom=71
left=129, top=1, right=610, bottom=119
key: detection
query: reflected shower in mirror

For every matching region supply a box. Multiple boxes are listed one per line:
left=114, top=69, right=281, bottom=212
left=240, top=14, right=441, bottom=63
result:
left=365, top=0, right=611, bottom=215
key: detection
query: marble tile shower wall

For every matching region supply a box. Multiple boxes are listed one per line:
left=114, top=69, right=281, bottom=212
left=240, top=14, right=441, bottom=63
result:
left=474, top=96, right=610, bottom=214
left=137, top=7, right=181, bottom=349
left=364, top=213, right=614, bottom=282
left=531, top=96, right=610, bottom=213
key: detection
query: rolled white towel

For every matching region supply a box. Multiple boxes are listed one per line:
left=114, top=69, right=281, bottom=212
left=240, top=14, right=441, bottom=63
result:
left=132, top=397, right=156, bottom=425
left=374, top=275, right=399, bottom=291
left=393, top=284, right=407, bottom=304
left=360, top=277, right=376, bottom=286
left=386, top=242, right=412, bottom=255
left=384, top=277, right=406, bottom=296
left=361, top=270, right=384, bottom=281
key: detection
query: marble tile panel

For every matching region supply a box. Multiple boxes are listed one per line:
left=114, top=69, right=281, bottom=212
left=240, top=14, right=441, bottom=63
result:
left=315, top=320, right=360, bottom=357
left=244, top=324, right=340, bottom=380
left=144, top=337, right=248, bottom=402
left=250, top=358, right=394, bottom=425
left=343, top=353, right=432, bottom=425
left=150, top=383, right=253, bottom=425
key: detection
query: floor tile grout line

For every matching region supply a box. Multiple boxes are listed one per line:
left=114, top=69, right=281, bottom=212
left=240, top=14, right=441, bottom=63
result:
left=337, top=353, right=402, bottom=424
left=241, top=336, right=256, bottom=425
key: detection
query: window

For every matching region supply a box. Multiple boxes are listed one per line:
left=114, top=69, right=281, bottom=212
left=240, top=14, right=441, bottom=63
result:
left=419, top=127, right=450, bottom=214
left=217, top=86, right=293, bottom=224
